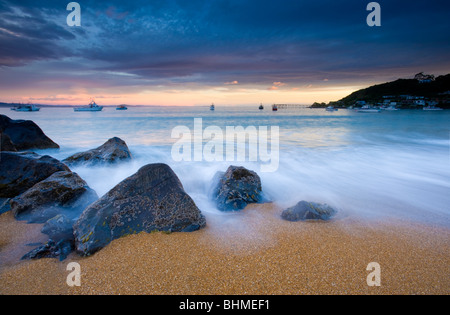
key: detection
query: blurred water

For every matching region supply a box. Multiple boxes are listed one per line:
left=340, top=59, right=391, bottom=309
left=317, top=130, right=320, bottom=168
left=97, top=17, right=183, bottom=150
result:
left=2, top=106, right=449, bottom=226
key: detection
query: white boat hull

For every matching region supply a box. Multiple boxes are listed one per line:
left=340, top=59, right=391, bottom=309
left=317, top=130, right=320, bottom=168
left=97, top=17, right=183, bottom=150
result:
left=11, top=106, right=40, bottom=112
left=74, top=106, right=104, bottom=112
left=356, top=109, right=381, bottom=113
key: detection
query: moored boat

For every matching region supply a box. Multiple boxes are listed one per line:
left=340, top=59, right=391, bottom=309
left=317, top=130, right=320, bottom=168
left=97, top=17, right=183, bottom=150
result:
left=259, top=104, right=264, bottom=110
left=272, top=104, right=278, bottom=111
left=74, top=100, right=103, bottom=112
left=423, top=105, right=443, bottom=111
left=355, top=105, right=381, bottom=113
left=210, top=103, right=215, bottom=111
left=384, top=105, right=400, bottom=111
left=326, top=106, right=338, bottom=112
left=116, top=105, right=128, bottom=110
left=11, top=104, right=40, bottom=112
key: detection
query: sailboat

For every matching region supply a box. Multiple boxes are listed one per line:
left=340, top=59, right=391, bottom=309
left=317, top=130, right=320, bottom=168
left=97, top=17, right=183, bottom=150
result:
left=259, top=104, right=264, bottom=110
left=210, top=103, right=215, bottom=111
left=74, top=100, right=103, bottom=112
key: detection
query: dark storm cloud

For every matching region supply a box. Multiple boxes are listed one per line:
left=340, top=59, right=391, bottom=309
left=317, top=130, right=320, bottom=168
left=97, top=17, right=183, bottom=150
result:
left=0, top=0, right=77, bottom=66
left=0, top=0, right=449, bottom=85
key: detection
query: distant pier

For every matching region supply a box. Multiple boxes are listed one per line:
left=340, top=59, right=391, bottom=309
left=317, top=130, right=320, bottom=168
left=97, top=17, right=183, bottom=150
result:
left=273, top=104, right=307, bottom=109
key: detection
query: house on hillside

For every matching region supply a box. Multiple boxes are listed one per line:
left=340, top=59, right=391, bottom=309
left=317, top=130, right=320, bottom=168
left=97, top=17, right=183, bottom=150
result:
left=414, top=72, right=435, bottom=84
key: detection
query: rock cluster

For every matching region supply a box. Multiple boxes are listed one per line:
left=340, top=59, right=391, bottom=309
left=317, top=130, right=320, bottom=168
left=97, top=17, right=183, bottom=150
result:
left=2, top=115, right=339, bottom=262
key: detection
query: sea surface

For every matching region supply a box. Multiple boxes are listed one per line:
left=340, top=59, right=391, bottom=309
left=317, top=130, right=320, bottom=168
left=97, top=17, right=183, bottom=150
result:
left=2, top=106, right=449, bottom=227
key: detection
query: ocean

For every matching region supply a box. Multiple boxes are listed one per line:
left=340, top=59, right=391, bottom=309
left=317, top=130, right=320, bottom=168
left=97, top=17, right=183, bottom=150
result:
left=2, top=106, right=449, bottom=227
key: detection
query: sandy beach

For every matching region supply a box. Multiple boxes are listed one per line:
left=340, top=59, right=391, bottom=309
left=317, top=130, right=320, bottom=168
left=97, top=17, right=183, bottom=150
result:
left=0, top=203, right=448, bottom=295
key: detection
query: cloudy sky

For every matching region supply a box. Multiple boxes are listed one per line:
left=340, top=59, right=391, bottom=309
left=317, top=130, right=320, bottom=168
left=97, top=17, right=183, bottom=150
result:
left=0, top=0, right=449, bottom=105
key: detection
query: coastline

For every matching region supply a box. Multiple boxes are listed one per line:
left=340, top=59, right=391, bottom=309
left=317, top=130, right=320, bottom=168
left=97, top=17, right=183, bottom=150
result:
left=1, top=203, right=449, bottom=295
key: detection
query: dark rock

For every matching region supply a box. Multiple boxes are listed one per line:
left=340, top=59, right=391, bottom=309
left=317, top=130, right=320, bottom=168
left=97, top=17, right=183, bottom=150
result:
left=0, top=198, right=11, bottom=214
left=0, top=132, right=17, bottom=152
left=63, top=137, right=132, bottom=166
left=25, top=242, right=44, bottom=247
left=21, top=239, right=74, bottom=261
left=11, top=171, right=98, bottom=223
left=0, top=114, right=59, bottom=151
left=211, top=166, right=263, bottom=211
left=74, top=163, right=206, bottom=256
left=0, top=152, right=70, bottom=198
left=281, top=201, right=337, bottom=221
left=41, top=214, right=75, bottom=242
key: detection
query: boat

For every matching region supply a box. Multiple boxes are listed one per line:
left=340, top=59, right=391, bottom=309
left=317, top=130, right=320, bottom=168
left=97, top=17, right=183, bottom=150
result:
left=11, top=104, right=40, bottom=112
left=384, top=105, right=400, bottom=111
left=210, top=103, right=215, bottom=111
left=423, top=105, right=443, bottom=111
left=116, top=105, right=128, bottom=110
left=272, top=104, right=278, bottom=111
left=326, top=106, right=338, bottom=112
left=259, top=104, right=264, bottom=110
left=355, top=105, right=381, bottom=113
left=74, top=100, right=103, bottom=112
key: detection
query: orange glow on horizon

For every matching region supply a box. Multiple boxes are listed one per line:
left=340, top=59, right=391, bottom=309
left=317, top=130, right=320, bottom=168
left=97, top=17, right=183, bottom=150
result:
left=1, top=84, right=362, bottom=106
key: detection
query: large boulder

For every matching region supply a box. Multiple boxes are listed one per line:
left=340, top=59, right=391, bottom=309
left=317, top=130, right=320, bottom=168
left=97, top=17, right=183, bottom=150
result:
left=0, top=114, right=59, bottom=151
left=211, top=166, right=263, bottom=211
left=281, top=201, right=337, bottom=222
left=74, top=163, right=206, bottom=256
left=11, top=171, right=98, bottom=223
left=63, top=137, right=132, bottom=166
left=0, top=152, right=71, bottom=198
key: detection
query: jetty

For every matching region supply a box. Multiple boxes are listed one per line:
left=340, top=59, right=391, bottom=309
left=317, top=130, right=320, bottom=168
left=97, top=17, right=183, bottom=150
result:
left=272, top=104, right=306, bottom=109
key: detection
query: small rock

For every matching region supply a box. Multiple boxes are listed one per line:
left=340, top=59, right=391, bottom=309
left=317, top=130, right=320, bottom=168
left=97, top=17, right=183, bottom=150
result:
left=41, top=214, right=74, bottom=242
left=11, top=171, right=98, bottom=223
left=21, top=239, right=74, bottom=261
left=63, top=137, right=132, bottom=166
left=211, top=166, right=264, bottom=211
left=0, top=152, right=70, bottom=198
left=281, top=201, right=337, bottom=221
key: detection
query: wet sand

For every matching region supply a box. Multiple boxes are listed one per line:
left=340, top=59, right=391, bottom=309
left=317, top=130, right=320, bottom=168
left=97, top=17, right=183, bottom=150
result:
left=0, top=204, right=449, bottom=295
